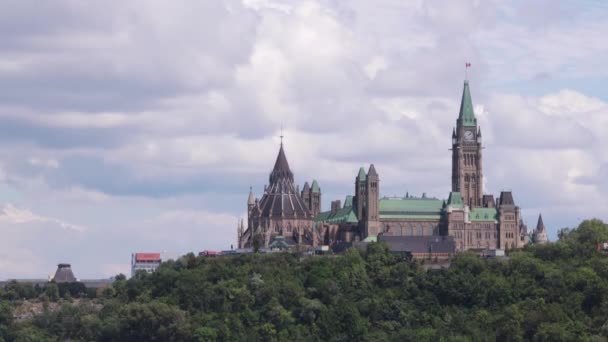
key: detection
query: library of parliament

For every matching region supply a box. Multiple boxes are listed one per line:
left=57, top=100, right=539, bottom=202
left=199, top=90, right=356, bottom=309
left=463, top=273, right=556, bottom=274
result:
left=237, top=80, right=548, bottom=251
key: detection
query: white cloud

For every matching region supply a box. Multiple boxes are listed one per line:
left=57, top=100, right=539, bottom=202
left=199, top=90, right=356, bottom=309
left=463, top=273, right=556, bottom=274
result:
left=0, top=0, right=606, bottom=278
left=0, top=203, right=86, bottom=232
left=28, top=157, right=59, bottom=169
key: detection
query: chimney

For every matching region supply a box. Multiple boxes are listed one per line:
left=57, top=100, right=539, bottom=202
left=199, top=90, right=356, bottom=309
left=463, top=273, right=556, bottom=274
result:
left=331, top=200, right=342, bottom=215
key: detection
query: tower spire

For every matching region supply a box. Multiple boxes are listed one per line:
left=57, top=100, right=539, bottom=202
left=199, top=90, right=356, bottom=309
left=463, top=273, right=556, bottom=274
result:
left=458, top=79, right=476, bottom=127
left=536, top=214, right=545, bottom=232
left=269, top=140, right=293, bottom=184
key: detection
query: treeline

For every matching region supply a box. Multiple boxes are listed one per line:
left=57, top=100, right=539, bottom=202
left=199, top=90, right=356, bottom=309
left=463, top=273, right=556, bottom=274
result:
left=1, top=219, right=608, bottom=341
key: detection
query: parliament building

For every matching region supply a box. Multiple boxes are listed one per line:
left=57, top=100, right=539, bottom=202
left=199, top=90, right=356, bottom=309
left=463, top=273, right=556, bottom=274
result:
left=237, top=80, right=547, bottom=252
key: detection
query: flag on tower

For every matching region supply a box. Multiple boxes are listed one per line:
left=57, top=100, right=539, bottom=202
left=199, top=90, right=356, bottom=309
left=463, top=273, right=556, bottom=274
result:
left=466, top=62, right=471, bottom=67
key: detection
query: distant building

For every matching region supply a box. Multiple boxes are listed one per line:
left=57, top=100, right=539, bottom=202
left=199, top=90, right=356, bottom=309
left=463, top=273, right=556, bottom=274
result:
left=131, top=253, right=162, bottom=277
left=53, top=263, right=77, bottom=283
left=532, top=214, right=549, bottom=244
left=238, top=141, right=317, bottom=249
left=378, top=235, right=456, bottom=260
left=239, top=79, right=540, bottom=253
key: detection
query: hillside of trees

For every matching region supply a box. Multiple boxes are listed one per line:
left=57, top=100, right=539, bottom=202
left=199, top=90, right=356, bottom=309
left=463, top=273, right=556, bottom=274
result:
left=1, top=219, right=608, bottom=341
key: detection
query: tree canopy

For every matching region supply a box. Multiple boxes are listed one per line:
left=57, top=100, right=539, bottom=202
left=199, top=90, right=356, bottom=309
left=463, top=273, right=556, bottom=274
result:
left=1, top=219, right=608, bottom=341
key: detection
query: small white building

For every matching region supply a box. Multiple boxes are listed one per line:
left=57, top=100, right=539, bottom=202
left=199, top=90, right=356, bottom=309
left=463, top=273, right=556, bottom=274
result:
left=131, top=253, right=162, bottom=277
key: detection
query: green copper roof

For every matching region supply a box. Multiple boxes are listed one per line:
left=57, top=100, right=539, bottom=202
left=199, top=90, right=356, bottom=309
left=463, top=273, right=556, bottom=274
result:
left=378, top=197, right=443, bottom=220
left=446, top=192, right=464, bottom=208
left=459, top=81, right=477, bottom=127
left=314, top=206, right=358, bottom=224
left=379, top=214, right=442, bottom=220
left=469, top=208, right=498, bottom=222
left=343, top=195, right=353, bottom=208
left=357, top=167, right=366, bottom=181
left=313, top=211, right=332, bottom=222
left=311, top=180, right=320, bottom=193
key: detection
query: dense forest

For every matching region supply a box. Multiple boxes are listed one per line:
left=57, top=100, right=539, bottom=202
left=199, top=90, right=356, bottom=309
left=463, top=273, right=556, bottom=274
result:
left=1, top=219, right=608, bottom=341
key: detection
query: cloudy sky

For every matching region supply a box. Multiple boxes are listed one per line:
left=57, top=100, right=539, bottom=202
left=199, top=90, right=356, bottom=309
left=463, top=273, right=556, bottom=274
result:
left=1, top=0, right=607, bottom=279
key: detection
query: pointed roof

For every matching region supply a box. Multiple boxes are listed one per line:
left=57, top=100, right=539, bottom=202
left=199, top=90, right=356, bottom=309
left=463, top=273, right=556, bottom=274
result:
left=368, top=164, right=378, bottom=177
left=344, top=195, right=353, bottom=207
left=499, top=191, right=515, bottom=206
left=248, top=187, right=255, bottom=205
left=253, top=141, right=312, bottom=220
left=446, top=192, right=464, bottom=208
left=53, top=263, right=76, bottom=283
left=458, top=80, right=477, bottom=127
left=269, top=143, right=294, bottom=184
left=311, top=180, right=320, bottom=193
left=302, top=181, right=310, bottom=192
left=357, top=167, right=366, bottom=181
left=536, top=214, right=545, bottom=232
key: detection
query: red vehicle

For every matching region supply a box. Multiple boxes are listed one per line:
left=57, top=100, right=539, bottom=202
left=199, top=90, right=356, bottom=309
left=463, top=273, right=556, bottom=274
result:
left=198, top=250, right=219, bottom=257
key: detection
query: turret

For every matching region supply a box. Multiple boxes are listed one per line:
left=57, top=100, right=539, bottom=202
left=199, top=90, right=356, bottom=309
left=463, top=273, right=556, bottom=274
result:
left=355, top=167, right=366, bottom=221
left=497, top=191, right=520, bottom=250
left=533, top=214, right=549, bottom=244
left=301, top=182, right=311, bottom=210
left=364, top=164, right=380, bottom=237
left=310, top=180, right=321, bottom=216
left=247, top=187, right=255, bottom=217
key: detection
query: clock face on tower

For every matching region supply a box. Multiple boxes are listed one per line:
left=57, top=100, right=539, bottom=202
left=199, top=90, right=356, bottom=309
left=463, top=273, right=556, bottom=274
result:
left=464, top=130, right=475, bottom=142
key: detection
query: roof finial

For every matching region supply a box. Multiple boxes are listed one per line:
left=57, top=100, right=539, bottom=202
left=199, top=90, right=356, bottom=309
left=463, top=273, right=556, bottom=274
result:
left=465, top=62, right=471, bottom=82
left=280, top=124, right=284, bottom=146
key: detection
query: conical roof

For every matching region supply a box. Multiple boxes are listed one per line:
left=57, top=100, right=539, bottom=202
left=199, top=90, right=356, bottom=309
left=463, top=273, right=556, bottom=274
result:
left=368, top=164, right=378, bottom=177
left=248, top=186, right=255, bottom=205
left=536, top=214, right=545, bottom=232
left=302, top=181, right=310, bottom=192
left=53, top=263, right=76, bottom=283
left=357, top=167, right=366, bottom=181
left=269, top=143, right=293, bottom=184
left=458, top=80, right=477, bottom=127
left=256, top=143, right=312, bottom=219
left=311, top=180, right=320, bottom=193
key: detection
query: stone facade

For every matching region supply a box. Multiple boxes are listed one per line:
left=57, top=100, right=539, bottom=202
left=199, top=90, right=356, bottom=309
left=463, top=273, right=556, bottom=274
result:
left=238, top=80, right=545, bottom=252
